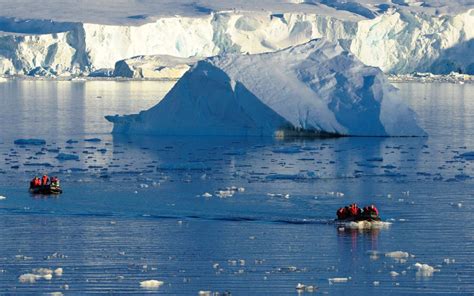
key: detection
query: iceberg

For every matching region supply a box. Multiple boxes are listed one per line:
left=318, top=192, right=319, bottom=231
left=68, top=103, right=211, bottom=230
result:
left=113, top=55, right=200, bottom=79
left=106, top=39, right=426, bottom=137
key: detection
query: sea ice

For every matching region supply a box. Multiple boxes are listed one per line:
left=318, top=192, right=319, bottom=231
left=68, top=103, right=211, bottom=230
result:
left=385, top=251, right=411, bottom=259
left=139, top=279, right=164, bottom=289
left=413, top=263, right=438, bottom=277
left=328, top=277, right=350, bottom=283
left=0, top=195, right=6, bottom=200
left=55, top=153, right=79, bottom=161
left=14, top=139, right=46, bottom=145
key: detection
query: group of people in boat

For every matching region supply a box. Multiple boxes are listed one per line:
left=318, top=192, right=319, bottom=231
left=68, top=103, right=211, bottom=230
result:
left=336, top=203, right=380, bottom=221
left=29, top=175, right=61, bottom=193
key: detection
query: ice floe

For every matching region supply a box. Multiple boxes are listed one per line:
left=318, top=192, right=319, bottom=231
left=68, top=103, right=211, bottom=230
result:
left=139, top=279, right=164, bottom=289
left=413, top=263, right=439, bottom=277
left=55, top=153, right=79, bottom=161
left=14, top=138, right=46, bottom=145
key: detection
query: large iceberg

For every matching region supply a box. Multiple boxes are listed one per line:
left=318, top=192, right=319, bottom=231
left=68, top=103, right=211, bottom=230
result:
left=106, top=39, right=425, bottom=137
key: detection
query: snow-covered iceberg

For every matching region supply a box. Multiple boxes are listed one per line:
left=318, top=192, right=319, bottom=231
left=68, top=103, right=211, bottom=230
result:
left=106, top=39, right=425, bottom=137
left=113, top=55, right=200, bottom=79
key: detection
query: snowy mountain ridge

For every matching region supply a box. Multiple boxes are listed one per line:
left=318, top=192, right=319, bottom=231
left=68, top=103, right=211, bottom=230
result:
left=0, top=4, right=473, bottom=76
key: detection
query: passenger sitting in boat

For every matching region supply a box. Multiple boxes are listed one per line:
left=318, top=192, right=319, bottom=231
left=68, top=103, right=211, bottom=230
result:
left=41, top=175, right=50, bottom=186
left=30, top=176, right=41, bottom=189
left=362, top=204, right=379, bottom=219
left=336, top=207, right=348, bottom=219
left=50, top=176, right=60, bottom=188
left=348, top=203, right=361, bottom=217
left=336, top=203, right=379, bottom=221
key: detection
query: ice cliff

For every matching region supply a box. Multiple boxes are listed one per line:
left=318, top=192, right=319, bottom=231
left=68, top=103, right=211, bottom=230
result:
left=106, top=39, right=426, bottom=137
left=0, top=5, right=472, bottom=77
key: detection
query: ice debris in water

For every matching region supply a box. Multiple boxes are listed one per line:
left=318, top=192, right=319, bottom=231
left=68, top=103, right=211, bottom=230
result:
left=202, top=192, right=213, bottom=198
left=385, top=251, right=412, bottom=259
left=328, top=277, right=351, bottom=284
left=390, top=271, right=400, bottom=277
left=14, top=139, right=46, bottom=145
left=139, top=279, right=164, bottom=289
left=414, top=263, right=439, bottom=277
left=267, top=193, right=290, bottom=199
left=443, top=258, right=455, bottom=264
left=327, top=191, right=344, bottom=197
left=18, top=267, right=62, bottom=283
left=215, top=186, right=244, bottom=198
left=55, top=153, right=79, bottom=161
left=0, top=195, right=6, bottom=200
left=296, top=283, right=317, bottom=292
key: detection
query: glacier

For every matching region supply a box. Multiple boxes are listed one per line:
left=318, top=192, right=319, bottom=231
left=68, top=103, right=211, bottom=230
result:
left=0, top=1, right=472, bottom=77
left=106, top=39, right=426, bottom=137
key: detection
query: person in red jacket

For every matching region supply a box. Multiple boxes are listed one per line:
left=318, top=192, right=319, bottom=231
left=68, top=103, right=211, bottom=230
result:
left=337, top=207, right=348, bottom=220
left=349, top=203, right=361, bottom=217
left=369, top=204, right=379, bottom=217
left=41, top=175, right=50, bottom=186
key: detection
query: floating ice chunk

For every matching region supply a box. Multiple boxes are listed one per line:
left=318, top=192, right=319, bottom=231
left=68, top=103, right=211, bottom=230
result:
left=390, top=271, right=399, bottom=277
left=14, top=139, right=46, bottom=145
left=385, top=251, right=411, bottom=259
left=54, top=268, right=63, bottom=276
left=140, top=280, right=164, bottom=289
left=373, top=281, right=380, bottom=286
left=32, top=268, right=53, bottom=275
left=456, top=152, right=474, bottom=160
left=327, top=191, right=344, bottom=197
left=0, top=196, right=6, bottom=200
left=328, top=277, right=350, bottom=284
left=18, top=273, right=41, bottom=283
left=443, top=258, right=455, bottom=264
left=47, top=292, right=64, bottom=296
left=216, top=190, right=234, bottom=198
left=18, top=268, right=54, bottom=283
left=202, top=192, right=212, bottom=198
left=43, top=274, right=53, bottom=280
left=414, top=263, right=438, bottom=277
left=296, top=283, right=306, bottom=290
left=55, top=153, right=79, bottom=161
left=199, top=291, right=212, bottom=296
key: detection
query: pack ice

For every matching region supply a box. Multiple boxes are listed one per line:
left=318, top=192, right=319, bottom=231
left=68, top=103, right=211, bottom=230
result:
left=106, top=39, right=425, bottom=137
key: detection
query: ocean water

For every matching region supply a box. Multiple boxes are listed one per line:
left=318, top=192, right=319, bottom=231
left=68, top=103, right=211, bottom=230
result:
left=0, top=79, right=473, bottom=295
